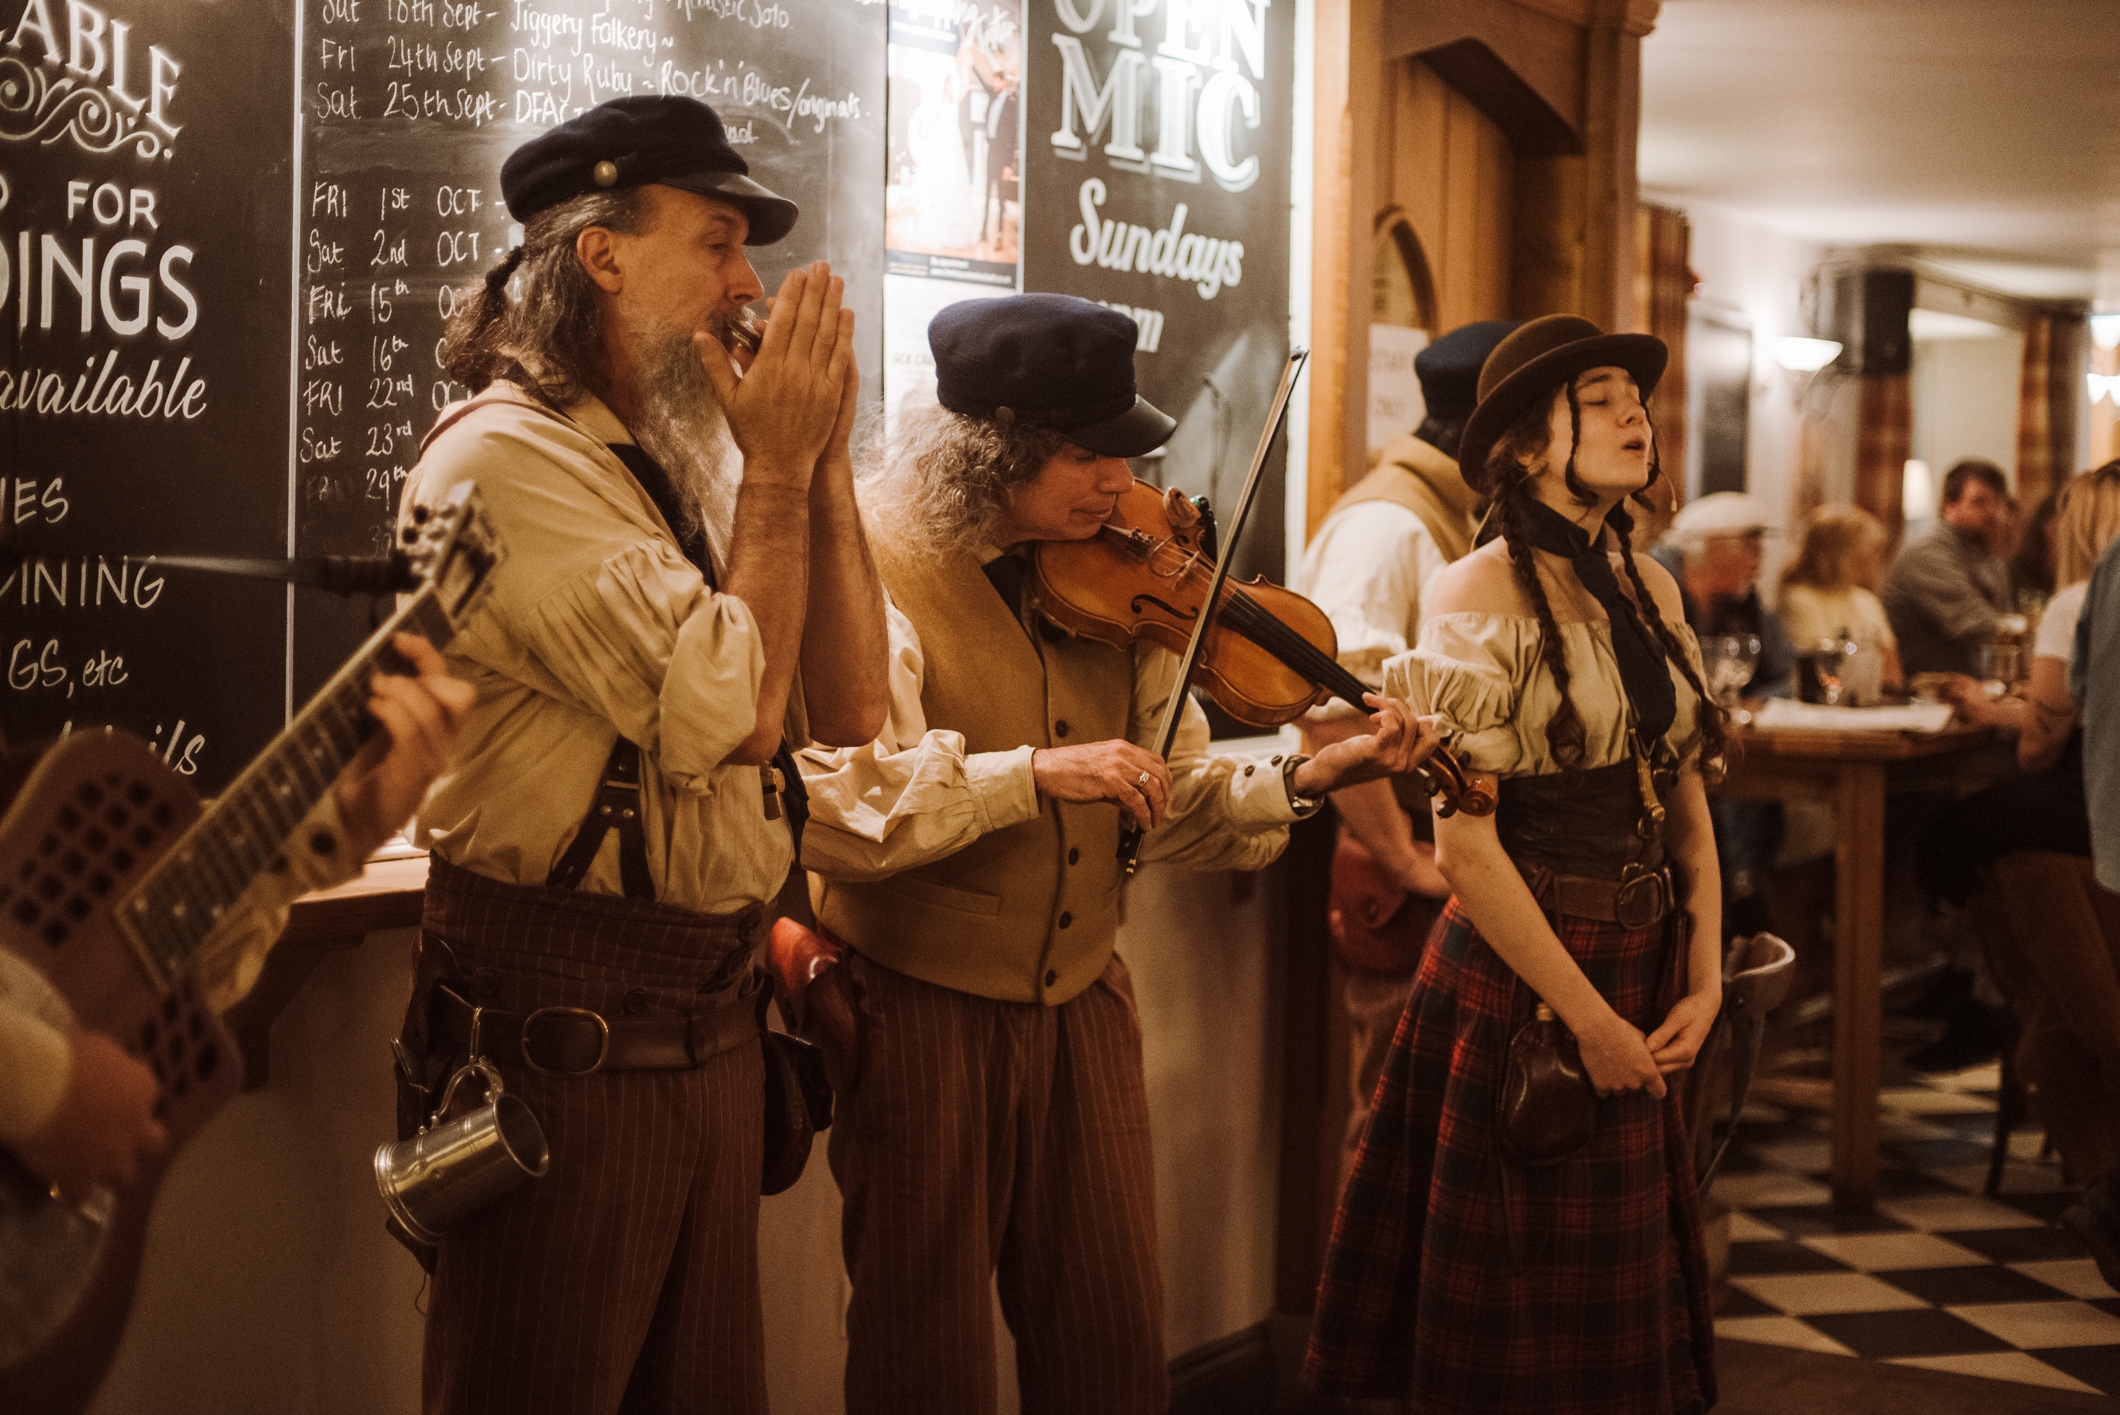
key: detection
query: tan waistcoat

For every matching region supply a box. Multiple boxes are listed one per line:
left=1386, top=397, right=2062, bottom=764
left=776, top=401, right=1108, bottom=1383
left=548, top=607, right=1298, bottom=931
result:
left=815, top=548, right=1133, bottom=1005
left=1333, top=435, right=1481, bottom=565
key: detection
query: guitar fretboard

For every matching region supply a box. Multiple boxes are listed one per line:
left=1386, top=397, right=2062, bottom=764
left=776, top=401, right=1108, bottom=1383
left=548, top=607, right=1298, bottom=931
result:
left=119, top=591, right=455, bottom=981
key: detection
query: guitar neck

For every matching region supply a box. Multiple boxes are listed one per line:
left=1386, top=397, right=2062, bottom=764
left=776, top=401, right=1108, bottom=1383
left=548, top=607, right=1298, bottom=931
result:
left=117, top=588, right=455, bottom=984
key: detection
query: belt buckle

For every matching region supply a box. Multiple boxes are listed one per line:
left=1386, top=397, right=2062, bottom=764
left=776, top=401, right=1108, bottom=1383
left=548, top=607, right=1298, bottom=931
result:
left=1613, top=865, right=1666, bottom=930
left=522, top=1006, right=612, bottom=1077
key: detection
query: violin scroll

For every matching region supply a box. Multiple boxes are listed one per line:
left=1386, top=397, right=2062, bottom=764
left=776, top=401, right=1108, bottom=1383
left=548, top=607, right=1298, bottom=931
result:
left=1418, top=742, right=1495, bottom=819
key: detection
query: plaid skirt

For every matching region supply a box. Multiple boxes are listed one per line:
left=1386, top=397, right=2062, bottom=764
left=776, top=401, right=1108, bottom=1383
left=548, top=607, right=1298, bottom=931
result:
left=1304, top=897, right=1717, bottom=1414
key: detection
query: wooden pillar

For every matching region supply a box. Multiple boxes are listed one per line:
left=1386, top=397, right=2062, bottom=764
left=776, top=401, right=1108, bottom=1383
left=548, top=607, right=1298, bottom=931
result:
left=1580, top=0, right=1655, bottom=332
left=1306, top=0, right=1382, bottom=536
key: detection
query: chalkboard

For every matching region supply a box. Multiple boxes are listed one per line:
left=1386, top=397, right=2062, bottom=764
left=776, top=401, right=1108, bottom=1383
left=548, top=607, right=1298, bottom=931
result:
left=290, top=0, right=888, bottom=714
left=2, top=0, right=886, bottom=793
left=2, top=0, right=300, bottom=789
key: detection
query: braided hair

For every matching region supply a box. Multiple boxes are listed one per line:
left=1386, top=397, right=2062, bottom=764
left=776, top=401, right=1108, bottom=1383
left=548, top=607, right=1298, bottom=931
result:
left=1483, top=378, right=1729, bottom=776
left=1486, top=404, right=1591, bottom=768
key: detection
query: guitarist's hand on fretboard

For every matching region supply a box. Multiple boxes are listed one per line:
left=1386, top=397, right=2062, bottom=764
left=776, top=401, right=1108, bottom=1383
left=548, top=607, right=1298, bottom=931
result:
left=7, top=1032, right=165, bottom=1205
left=331, top=634, right=477, bottom=858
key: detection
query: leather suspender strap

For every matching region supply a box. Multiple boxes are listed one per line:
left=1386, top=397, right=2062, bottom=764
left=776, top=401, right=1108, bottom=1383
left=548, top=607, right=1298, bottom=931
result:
left=547, top=737, right=655, bottom=899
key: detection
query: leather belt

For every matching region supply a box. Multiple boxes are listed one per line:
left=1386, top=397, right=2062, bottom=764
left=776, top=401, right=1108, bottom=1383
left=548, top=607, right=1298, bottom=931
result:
left=1520, top=860, right=1684, bottom=930
left=433, top=979, right=759, bottom=1077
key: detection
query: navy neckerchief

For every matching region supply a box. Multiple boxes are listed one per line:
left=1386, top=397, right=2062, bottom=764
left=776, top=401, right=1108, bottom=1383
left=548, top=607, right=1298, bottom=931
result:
left=1518, top=498, right=1677, bottom=748
left=609, top=442, right=809, bottom=851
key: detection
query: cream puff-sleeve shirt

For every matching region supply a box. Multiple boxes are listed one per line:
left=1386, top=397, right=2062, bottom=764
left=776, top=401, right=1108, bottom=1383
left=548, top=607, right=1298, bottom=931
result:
left=1383, top=610, right=1710, bottom=779
left=400, top=385, right=796, bottom=914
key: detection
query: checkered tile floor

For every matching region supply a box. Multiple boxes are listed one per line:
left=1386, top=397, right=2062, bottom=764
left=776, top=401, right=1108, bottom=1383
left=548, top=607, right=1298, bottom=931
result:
left=1711, top=1062, right=2120, bottom=1397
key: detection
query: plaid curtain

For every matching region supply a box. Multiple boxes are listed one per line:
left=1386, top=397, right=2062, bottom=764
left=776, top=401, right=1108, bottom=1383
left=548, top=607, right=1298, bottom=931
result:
left=1634, top=204, right=1692, bottom=532
left=2018, top=313, right=2088, bottom=505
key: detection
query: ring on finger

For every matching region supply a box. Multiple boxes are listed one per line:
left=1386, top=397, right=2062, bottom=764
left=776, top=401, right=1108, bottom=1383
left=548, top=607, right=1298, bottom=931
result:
left=1137, top=770, right=1152, bottom=788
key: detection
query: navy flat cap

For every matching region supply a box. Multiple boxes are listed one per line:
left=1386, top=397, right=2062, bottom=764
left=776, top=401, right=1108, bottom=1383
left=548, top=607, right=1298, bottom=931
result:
left=501, top=96, right=798, bottom=245
left=1414, top=320, right=1521, bottom=422
left=929, top=294, right=1177, bottom=457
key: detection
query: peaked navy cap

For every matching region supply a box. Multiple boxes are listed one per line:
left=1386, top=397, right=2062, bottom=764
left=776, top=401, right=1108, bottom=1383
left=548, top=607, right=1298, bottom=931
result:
left=500, top=96, right=798, bottom=244
left=928, top=294, right=1177, bottom=457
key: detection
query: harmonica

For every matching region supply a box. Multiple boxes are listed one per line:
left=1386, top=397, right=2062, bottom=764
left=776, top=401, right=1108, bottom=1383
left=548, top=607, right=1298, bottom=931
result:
left=724, top=311, right=764, bottom=356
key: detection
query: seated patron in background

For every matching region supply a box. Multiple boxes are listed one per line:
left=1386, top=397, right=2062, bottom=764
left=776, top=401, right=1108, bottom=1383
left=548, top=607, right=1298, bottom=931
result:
left=2010, top=484, right=2063, bottom=606
left=1779, top=504, right=1904, bottom=697
left=1934, top=463, right=2120, bottom=1288
left=1652, top=492, right=1790, bottom=937
left=1883, top=457, right=2013, bottom=675
left=1294, top=317, right=1516, bottom=1177
left=1929, top=461, right=2120, bottom=871
left=393, top=96, right=889, bottom=1413
left=796, top=294, right=1440, bottom=1415
left=1651, top=492, right=1794, bottom=697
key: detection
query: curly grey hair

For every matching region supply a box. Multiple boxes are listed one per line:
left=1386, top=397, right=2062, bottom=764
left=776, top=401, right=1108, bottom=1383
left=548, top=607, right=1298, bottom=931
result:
left=862, top=400, right=1071, bottom=560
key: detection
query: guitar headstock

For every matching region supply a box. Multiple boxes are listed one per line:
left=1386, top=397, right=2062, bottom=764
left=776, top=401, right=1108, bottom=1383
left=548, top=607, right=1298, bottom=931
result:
left=401, top=482, right=505, bottom=646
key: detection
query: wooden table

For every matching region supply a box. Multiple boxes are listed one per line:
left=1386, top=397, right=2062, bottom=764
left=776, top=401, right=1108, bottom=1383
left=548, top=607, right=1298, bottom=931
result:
left=1712, top=720, right=2012, bottom=1210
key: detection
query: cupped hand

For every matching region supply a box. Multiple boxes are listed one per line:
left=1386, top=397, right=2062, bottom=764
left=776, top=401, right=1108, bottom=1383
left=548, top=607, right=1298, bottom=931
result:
left=1646, top=989, right=1722, bottom=1075
left=1032, top=740, right=1172, bottom=830
left=334, top=634, right=476, bottom=857
left=1576, top=1012, right=1668, bottom=1101
left=1292, top=699, right=1442, bottom=796
left=699, top=262, right=854, bottom=485
left=14, top=1031, right=167, bottom=1202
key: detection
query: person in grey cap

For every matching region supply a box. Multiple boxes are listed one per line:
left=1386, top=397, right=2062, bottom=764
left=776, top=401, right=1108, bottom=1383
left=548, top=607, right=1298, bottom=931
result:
left=1292, top=318, right=1515, bottom=1182
left=793, top=293, right=1439, bottom=1414
left=389, top=95, right=888, bottom=1414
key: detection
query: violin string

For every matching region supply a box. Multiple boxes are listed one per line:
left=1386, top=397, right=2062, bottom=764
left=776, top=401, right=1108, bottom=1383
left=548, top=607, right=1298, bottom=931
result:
left=1123, top=524, right=1369, bottom=709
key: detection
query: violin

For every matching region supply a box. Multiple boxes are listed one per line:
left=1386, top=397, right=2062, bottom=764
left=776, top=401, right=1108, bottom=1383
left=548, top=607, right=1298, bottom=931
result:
left=1029, top=479, right=1495, bottom=819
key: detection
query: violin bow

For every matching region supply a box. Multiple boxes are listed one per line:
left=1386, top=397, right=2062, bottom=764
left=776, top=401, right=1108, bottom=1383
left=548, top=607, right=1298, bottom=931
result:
left=1120, top=347, right=1310, bottom=875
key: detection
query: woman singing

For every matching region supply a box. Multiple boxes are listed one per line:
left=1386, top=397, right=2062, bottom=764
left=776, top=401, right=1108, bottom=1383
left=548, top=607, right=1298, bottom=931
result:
left=1305, top=316, right=1727, bottom=1414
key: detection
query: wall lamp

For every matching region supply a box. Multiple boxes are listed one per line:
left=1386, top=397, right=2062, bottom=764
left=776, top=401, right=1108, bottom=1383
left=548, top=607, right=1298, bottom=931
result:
left=1773, top=336, right=1843, bottom=372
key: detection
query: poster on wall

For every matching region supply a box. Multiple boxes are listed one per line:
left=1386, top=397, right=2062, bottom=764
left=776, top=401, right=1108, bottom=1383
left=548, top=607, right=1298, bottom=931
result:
left=884, top=0, right=1022, bottom=285
left=1, top=0, right=296, bottom=792
left=1021, top=0, right=1292, bottom=582
left=880, top=0, right=1023, bottom=426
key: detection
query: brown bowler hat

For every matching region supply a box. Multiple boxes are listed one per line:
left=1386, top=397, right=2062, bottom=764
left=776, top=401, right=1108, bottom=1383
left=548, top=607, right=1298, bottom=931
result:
left=1458, top=315, right=1668, bottom=496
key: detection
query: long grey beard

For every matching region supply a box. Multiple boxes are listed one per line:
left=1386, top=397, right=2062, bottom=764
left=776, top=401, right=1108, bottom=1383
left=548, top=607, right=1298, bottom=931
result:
left=630, top=328, right=743, bottom=567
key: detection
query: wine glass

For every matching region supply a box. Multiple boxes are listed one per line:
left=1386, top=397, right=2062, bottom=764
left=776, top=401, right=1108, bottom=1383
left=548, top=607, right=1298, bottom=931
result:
left=1702, top=634, right=1761, bottom=707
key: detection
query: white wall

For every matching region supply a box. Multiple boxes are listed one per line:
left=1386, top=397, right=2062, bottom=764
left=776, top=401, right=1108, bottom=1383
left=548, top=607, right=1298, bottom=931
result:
left=1651, top=197, right=1836, bottom=593
left=87, top=839, right=1288, bottom=1414
left=1909, top=332, right=2025, bottom=498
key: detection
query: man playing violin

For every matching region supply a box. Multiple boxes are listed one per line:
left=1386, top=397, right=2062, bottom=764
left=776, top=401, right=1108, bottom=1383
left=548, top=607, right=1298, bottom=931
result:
left=796, top=293, right=1440, bottom=1414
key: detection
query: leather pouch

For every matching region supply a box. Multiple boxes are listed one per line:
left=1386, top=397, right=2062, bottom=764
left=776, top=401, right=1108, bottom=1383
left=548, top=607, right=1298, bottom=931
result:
left=1327, top=833, right=1444, bottom=975
left=760, top=1026, right=833, bottom=1196
left=1498, top=1002, right=1596, bottom=1166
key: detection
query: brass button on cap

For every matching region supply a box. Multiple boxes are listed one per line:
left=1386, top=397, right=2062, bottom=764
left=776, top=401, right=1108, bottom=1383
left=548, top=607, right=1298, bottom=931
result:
left=593, top=159, right=619, bottom=186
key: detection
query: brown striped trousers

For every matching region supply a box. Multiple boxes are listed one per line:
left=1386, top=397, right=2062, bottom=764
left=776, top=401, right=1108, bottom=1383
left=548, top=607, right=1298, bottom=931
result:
left=411, top=862, right=769, bottom=1415
left=827, top=951, right=1168, bottom=1415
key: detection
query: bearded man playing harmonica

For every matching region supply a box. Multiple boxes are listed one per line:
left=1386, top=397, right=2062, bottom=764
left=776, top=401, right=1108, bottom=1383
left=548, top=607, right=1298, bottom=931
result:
left=392, top=95, right=888, bottom=1415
